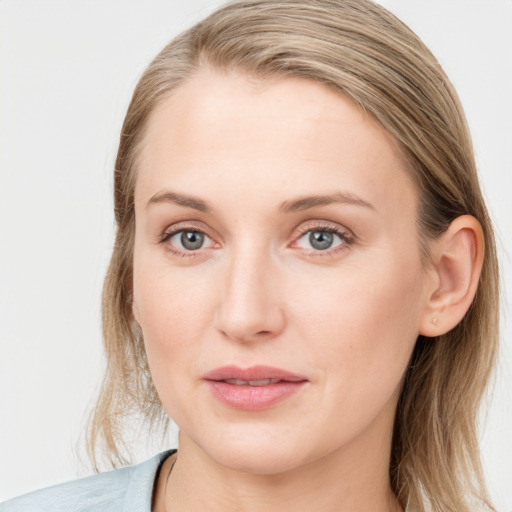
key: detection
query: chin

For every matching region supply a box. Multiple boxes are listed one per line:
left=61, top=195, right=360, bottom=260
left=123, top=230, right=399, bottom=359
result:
left=193, top=431, right=310, bottom=475
left=216, top=446, right=305, bottom=475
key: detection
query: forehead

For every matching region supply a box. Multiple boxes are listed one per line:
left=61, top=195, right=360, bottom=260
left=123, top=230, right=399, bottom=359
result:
left=135, top=68, right=417, bottom=216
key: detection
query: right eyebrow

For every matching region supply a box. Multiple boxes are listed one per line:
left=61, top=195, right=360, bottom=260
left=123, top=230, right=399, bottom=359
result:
left=145, top=190, right=212, bottom=213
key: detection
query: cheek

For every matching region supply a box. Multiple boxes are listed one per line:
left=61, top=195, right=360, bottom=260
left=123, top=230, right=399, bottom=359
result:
left=132, top=262, right=212, bottom=420
left=134, top=271, right=203, bottom=345
left=292, top=255, right=424, bottom=382
left=132, top=252, right=219, bottom=380
left=286, top=258, right=425, bottom=448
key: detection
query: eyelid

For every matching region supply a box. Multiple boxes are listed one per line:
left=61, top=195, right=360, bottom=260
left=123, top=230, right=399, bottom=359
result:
left=160, top=220, right=216, bottom=241
left=292, top=220, right=354, bottom=240
left=159, top=221, right=220, bottom=256
left=289, top=220, right=355, bottom=255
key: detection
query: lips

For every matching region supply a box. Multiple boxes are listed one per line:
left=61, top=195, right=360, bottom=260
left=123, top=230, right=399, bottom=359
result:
left=203, top=365, right=308, bottom=410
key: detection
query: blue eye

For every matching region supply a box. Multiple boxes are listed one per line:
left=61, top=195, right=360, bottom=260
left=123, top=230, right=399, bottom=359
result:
left=168, top=230, right=210, bottom=251
left=296, top=229, right=347, bottom=251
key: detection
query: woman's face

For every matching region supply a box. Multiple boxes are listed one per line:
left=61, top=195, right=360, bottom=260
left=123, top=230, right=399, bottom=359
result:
left=132, top=69, right=434, bottom=474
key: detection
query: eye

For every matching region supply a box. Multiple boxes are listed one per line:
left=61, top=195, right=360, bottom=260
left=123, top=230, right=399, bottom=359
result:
left=162, top=228, right=216, bottom=253
left=172, top=230, right=206, bottom=250
left=294, top=226, right=352, bottom=253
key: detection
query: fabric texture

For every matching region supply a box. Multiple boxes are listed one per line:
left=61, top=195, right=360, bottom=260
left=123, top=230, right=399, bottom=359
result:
left=0, top=449, right=175, bottom=512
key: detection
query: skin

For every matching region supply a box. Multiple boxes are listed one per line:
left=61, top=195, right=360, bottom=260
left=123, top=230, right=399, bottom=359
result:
left=131, top=68, right=482, bottom=512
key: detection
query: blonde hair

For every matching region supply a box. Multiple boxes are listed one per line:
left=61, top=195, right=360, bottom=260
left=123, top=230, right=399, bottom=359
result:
left=87, top=1, right=499, bottom=510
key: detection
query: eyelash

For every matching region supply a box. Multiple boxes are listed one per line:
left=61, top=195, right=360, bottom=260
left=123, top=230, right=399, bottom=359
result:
left=292, top=223, right=354, bottom=257
left=159, top=222, right=354, bottom=258
left=159, top=224, right=215, bottom=258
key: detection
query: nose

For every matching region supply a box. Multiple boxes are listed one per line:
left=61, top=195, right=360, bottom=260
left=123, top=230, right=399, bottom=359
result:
left=214, top=246, right=286, bottom=343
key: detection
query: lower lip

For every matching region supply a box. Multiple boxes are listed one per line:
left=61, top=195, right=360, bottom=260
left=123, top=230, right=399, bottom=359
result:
left=206, top=380, right=307, bottom=411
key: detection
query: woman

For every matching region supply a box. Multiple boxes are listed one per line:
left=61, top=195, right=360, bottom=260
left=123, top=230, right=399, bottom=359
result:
left=0, top=1, right=501, bottom=511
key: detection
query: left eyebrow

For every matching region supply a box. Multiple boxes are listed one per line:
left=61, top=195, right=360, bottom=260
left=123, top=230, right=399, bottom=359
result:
left=279, top=192, right=375, bottom=213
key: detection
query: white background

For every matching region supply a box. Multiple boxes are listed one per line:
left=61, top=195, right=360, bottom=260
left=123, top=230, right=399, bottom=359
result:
left=1, top=0, right=511, bottom=509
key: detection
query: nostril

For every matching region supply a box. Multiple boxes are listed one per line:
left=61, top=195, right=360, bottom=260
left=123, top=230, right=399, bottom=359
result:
left=219, top=328, right=275, bottom=343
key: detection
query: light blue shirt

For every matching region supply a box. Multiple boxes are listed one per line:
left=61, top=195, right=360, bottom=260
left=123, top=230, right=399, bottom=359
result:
left=0, top=450, right=175, bottom=512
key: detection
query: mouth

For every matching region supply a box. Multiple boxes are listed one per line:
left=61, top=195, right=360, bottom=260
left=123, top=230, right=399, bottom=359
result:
left=222, top=378, right=283, bottom=386
left=203, top=365, right=308, bottom=411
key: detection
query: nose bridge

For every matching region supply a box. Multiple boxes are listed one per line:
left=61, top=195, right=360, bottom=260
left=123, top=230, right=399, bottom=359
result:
left=215, top=238, right=285, bottom=342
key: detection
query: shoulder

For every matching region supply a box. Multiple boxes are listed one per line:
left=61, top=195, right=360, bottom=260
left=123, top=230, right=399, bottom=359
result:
left=0, top=450, right=175, bottom=512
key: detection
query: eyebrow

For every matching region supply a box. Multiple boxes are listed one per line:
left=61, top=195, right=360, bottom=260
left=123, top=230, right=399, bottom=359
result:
left=145, top=190, right=374, bottom=214
left=146, top=191, right=212, bottom=212
left=279, top=192, right=375, bottom=213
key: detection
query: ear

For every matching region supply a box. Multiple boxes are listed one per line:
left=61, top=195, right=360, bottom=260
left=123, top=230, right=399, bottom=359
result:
left=419, top=215, right=484, bottom=337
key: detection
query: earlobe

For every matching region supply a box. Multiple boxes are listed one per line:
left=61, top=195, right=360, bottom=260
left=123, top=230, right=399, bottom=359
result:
left=419, top=215, right=484, bottom=337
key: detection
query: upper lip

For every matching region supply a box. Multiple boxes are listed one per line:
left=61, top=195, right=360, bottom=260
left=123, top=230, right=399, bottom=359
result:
left=203, top=365, right=308, bottom=382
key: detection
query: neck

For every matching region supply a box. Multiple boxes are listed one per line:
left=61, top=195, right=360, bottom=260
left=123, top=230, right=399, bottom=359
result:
left=160, top=421, right=402, bottom=512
